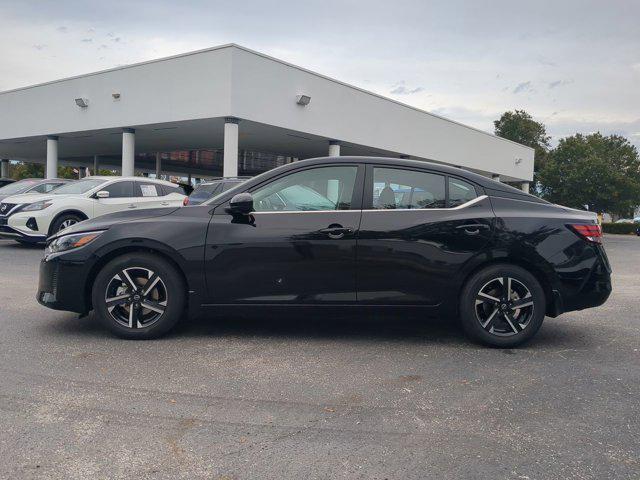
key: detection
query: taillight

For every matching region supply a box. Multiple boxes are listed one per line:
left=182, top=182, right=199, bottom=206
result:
left=183, top=197, right=189, bottom=206
left=569, top=224, right=602, bottom=244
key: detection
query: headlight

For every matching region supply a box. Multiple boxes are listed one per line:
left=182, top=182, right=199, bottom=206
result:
left=46, top=231, right=104, bottom=255
left=21, top=200, right=53, bottom=212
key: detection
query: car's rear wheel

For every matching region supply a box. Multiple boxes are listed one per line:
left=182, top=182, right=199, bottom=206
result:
left=50, top=213, right=84, bottom=235
left=91, top=252, right=186, bottom=339
left=459, top=264, right=546, bottom=347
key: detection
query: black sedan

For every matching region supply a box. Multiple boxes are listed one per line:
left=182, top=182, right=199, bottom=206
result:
left=37, top=157, right=612, bottom=347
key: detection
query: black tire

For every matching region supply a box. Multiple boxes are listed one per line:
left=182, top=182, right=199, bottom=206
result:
left=459, top=264, right=546, bottom=348
left=91, top=252, right=186, bottom=339
left=49, top=212, right=84, bottom=235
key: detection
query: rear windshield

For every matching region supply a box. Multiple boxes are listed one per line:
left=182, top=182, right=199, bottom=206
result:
left=0, top=179, right=39, bottom=195
left=54, top=178, right=108, bottom=194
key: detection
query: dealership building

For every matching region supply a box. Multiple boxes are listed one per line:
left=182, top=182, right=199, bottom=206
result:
left=0, top=44, right=534, bottom=190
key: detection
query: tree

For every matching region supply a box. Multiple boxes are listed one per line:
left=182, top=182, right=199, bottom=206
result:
left=494, top=110, right=551, bottom=174
left=9, top=162, right=44, bottom=180
left=537, top=133, right=640, bottom=217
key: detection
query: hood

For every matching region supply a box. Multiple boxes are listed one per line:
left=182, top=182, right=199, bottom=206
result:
left=55, top=206, right=180, bottom=238
left=0, top=192, right=83, bottom=205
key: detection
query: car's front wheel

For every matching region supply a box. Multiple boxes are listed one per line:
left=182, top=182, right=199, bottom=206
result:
left=459, top=264, right=546, bottom=347
left=50, top=213, right=84, bottom=235
left=91, top=252, right=186, bottom=339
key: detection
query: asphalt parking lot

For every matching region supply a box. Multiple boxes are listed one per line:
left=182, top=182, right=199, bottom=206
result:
left=0, top=235, right=638, bottom=480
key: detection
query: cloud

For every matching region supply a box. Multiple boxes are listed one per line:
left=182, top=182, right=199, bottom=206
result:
left=513, top=81, right=533, bottom=94
left=548, top=79, right=573, bottom=89
left=81, top=38, right=93, bottom=43
left=56, top=26, right=67, bottom=33
left=32, top=44, right=46, bottom=50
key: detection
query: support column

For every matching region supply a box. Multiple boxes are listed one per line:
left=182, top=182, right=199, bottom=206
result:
left=491, top=174, right=501, bottom=182
left=521, top=182, right=530, bottom=194
left=93, top=155, right=99, bottom=175
left=328, top=140, right=341, bottom=157
left=121, top=128, right=135, bottom=177
left=223, top=117, right=239, bottom=177
left=155, top=152, right=162, bottom=179
left=1, top=159, right=8, bottom=178
left=46, top=136, right=59, bottom=179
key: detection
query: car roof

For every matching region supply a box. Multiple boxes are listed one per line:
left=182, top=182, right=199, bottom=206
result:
left=198, top=177, right=251, bottom=185
left=84, top=176, right=182, bottom=187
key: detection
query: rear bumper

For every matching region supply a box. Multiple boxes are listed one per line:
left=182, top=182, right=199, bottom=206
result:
left=550, top=246, right=612, bottom=316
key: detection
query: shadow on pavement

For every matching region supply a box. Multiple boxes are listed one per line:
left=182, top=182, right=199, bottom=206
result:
left=37, top=308, right=598, bottom=350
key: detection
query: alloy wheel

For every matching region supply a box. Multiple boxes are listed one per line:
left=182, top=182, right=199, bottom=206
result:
left=104, top=267, right=168, bottom=329
left=59, top=219, right=78, bottom=231
left=474, top=276, right=534, bottom=337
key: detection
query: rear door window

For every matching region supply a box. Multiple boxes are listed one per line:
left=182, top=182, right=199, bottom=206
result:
left=372, top=167, right=446, bottom=209
left=135, top=182, right=160, bottom=197
left=448, top=178, right=478, bottom=207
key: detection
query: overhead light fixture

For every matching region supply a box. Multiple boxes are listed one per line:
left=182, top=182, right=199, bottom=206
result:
left=112, top=92, right=121, bottom=99
left=75, top=97, right=89, bottom=108
left=515, top=157, right=523, bottom=165
left=296, top=94, right=311, bottom=106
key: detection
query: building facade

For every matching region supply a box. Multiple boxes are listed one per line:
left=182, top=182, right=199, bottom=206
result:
left=0, top=44, right=534, bottom=187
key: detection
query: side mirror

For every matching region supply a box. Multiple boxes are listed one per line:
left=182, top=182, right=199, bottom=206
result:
left=95, top=190, right=110, bottom=199
left=226, top=192, right=254, bottom=215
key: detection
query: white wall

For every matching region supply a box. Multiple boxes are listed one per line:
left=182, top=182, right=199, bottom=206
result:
left=230, top=47, right=534, bottom=180
left=0, top=44, right=534, bottom=181
left=0, top=47, right=233, bottom=139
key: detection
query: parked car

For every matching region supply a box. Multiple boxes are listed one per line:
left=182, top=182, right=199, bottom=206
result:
left=0, top=176, right=186, bottom=244
left=0, top=178, right=71, bottom=202
left=0, top=178, right=15, bottom=188
left=37, top=157, right=612, bottom=347
left=184, top=176, right=250, bottom=205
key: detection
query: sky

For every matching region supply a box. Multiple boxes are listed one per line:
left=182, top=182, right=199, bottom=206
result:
left=1, top=0, right=639, bottom=149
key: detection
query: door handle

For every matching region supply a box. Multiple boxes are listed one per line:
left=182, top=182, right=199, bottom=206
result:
left=456, top=223, right=489, bottom=235
left=319, top=225, right=353, bottom=239
left=128, top=204, right=137, bottom=209
left=161, top=202, right=170, bottom=206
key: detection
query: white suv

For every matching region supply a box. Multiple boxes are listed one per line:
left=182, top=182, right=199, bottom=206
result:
left=0, top=176, right=187, bottom=244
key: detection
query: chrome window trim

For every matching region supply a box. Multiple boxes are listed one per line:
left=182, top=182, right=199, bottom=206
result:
left=250, top=195, right=487, bottom=214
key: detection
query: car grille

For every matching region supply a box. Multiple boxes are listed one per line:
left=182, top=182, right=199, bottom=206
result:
left=0, top=203, right=17, bottom=216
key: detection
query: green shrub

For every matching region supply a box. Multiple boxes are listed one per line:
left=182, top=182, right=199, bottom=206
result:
left=602, top=223, right=638, bottom=235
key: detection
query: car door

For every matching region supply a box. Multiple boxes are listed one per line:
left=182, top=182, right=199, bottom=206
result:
left=204, top=164, right=364, bottom=304
left=356, top=164, right=495, bottom=305
left=92, top=180, right=137, bottom=217
left=133, top=181, right=168, bottom=209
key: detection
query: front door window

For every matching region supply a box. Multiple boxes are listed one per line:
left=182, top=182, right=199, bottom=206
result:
left=252, top=166, right=358, bottom=212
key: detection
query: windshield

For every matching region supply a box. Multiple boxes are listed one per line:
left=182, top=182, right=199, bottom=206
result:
left=0, top=179, right=39, bottom=195
left=53, top=178, right=107, bottom=195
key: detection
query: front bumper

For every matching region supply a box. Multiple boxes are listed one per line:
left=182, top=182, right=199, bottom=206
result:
left=1, top=212, right=48, bottom=243
left=37, top=255, right=91, bottom=313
